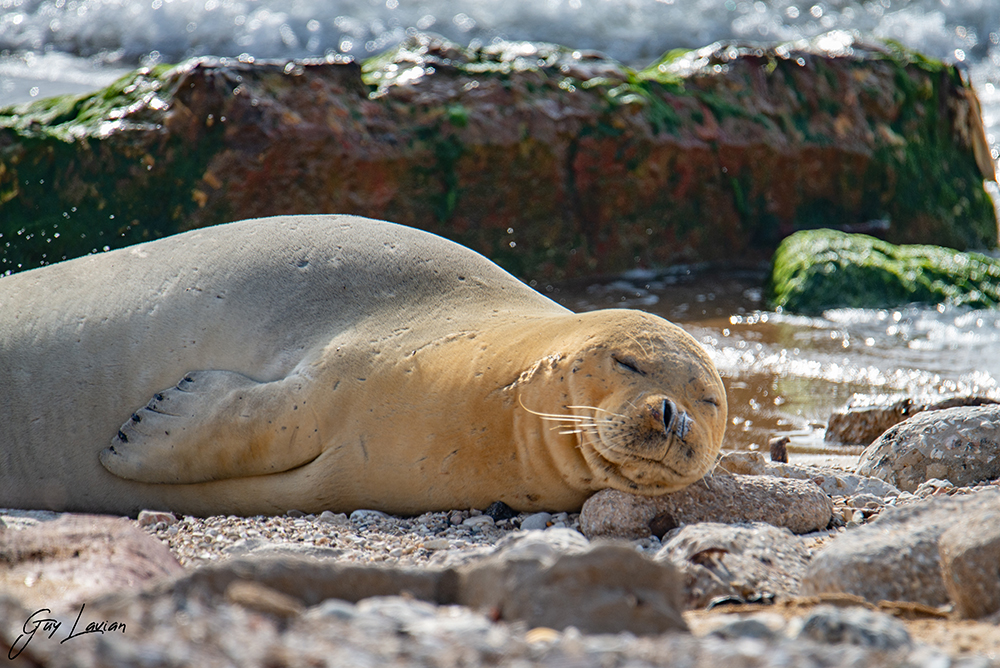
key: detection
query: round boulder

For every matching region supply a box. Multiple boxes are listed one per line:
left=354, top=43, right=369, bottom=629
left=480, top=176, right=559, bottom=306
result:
left=856, top=405, right=1000, bottom=492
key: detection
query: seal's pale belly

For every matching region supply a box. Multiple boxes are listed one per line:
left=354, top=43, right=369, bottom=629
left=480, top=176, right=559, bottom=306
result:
left=0, top=215, right=726, bottom=516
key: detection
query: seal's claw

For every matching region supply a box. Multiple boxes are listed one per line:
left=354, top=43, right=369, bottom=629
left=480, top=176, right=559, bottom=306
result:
left=101, top=369, right=323, bottom=485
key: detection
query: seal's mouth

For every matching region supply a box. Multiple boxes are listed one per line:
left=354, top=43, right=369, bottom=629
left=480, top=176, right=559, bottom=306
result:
left=584, top=394, right=712, bottom=493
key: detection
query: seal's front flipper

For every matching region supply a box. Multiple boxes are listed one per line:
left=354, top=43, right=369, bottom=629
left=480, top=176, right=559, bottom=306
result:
left=100, top=370, right=323, bottom=484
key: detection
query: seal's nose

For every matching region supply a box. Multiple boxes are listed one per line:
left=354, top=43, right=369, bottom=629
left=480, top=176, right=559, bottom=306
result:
left=651, top=397, right=693, bottom=441
left=645, top=396, right=680, bottom=436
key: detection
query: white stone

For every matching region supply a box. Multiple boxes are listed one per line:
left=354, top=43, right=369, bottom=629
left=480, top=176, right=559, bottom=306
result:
left=422, top=538, right=451, bottom=550
left=317, top=510, right=349, bottom=525
left=462, top=515, right=495, bottom=528
left=350, top=509, right=390, bottom=522
left=520, top=512, right=552, bottom=531
left=137, top=509, right=178, bottom=527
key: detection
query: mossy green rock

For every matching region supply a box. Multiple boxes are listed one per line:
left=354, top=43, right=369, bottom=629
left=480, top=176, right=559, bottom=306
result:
left=767, top=229, right=1000, bottom=314
left=1, top=34, right=996, bottom=278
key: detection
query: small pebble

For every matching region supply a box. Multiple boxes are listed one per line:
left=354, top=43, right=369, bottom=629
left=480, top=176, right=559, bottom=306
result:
left=317, top=511, right=349, bottom=525
left=351, top=509, right=390, bottom=523
left=137, top=510, right=178, bottom=527
left=484, top=500, right=518, bottom=521
left=525, top=627, right=560, bottom=644
left=769, top=436, right=789, bottom=463
left=463, top=515, right=495, bottom=528
left=520, top=512, right=552, bottom=531
left=847, top=493, right=884, bottom=509
left=422, top=538, right=451, bottom=550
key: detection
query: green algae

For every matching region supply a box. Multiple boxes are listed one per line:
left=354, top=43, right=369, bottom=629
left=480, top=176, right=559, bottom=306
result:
left=856, top=56, right=996, bottom=249
left=876, top=39, right=949, bottom=74
left=766, top=229, right=1000, bottom=314
left=636, top=48, right=690, bottom=87
left=0, top=34, right=995, bottom=280
left=0, top=66, right=172, bottom=140
left=0, top=63, right=226, bottom=273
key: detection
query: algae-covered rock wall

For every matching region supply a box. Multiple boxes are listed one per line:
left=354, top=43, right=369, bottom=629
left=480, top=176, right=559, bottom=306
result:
left=0, top=34, right=995, bottom=278
left=766, top=228, right=1000, bottom=314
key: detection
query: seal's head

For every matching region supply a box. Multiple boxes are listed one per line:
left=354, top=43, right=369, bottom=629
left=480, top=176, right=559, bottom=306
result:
left=517, top=309, right=727, bottom=496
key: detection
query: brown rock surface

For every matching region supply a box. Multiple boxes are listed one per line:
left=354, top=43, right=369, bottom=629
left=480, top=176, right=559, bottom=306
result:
left=1, top=34, right=994, bottom=279
left=654, top=522, right=811, bottom=609
left=0, top=514, right=183, bottom=611
left=142, top=553, right=454, bottom=607
left=458, top=541, right=688, bottom=635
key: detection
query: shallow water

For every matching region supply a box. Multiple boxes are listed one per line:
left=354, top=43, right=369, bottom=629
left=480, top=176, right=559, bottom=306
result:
left=552, top=271, right=1000, bottom=457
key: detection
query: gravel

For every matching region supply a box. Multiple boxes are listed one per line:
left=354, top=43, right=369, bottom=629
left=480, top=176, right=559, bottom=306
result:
left=139, top=508, right=583, bottom=568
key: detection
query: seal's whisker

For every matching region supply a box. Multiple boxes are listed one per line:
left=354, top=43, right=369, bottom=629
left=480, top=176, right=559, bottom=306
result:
left=519, top=395, right=609, bottom=423
left=537, top=414, right=597, bottom=424
left=625, top=331, right=650, bottom=357
left=548, top=423, right=599, bottom=434
left=564, top=404, right=627, bottom=419
left=556, top=419, right=605, bottom=433
left=557, top=427, right=600, bottom=435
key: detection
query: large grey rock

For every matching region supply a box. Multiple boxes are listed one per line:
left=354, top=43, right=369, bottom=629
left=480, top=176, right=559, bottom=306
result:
left=140, top=554, right=455, bottom=608
left=938, top=502, right=1000, bottom=619
left=654, top=522, right=811, bottom=609
left=486, top=527, right=591, bottom=558
left=795, top=606, right=912, bottom=651
left=825, top=396, right=998, bottom=446
left=579, top=473, right=833, bottom=540
left=458, top=540, right=688, bottom=635
left=857, top=405, right=1000, bottom=492
left=0, top=513, right=183, bottom=610
left=111, top=527, right=685, bottom=636
left=719, top=451, right=900, bottom=497
left=801, top=489, right=1000, bottom=606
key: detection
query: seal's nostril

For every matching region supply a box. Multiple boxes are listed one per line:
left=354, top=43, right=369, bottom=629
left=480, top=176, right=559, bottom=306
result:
left=675, top=412, right=693, bottom=440
left=661, top=399, right=674, bottom=433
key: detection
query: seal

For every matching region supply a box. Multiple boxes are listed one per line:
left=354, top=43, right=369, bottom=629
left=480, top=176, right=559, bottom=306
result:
left=0, top=215, right=727, bottom=516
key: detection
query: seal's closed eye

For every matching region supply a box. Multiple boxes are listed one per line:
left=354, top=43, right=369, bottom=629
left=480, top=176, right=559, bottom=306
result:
left=613, top=356, right=646, bottom=376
